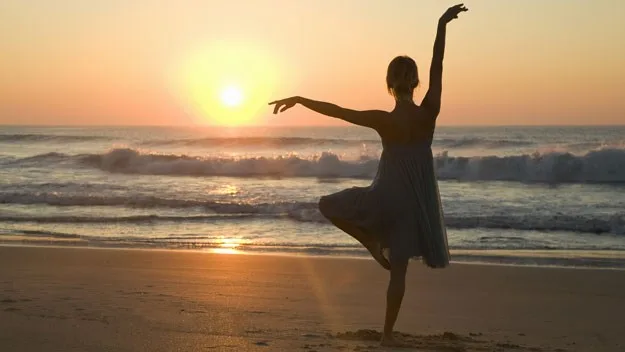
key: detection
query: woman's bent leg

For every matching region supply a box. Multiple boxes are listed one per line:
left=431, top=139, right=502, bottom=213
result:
left=381, top=256, right=409, bottom=345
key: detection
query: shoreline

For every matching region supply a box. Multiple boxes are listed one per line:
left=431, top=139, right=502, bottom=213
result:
left=2, top=241, right=625, bottom=271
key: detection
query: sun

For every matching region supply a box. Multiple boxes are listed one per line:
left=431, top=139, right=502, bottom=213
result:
left=220, top=85, right=244, bottom=107
left=175, top=41, right=280, bottom=126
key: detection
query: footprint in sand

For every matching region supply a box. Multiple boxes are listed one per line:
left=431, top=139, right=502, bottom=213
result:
left=301, top=333, right=322, bottom=338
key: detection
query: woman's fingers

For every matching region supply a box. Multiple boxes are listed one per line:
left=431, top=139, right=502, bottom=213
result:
left=269, top=98, right=287, bottom=105
left=444, top=3, right=468, bottom=21
left=450, top=4, right=468, bottom=13
left=269, top=99, right=283, bottom=114
left=273, top=103, right=282, bottom=114
left=269, top=98, right=295, bottom=114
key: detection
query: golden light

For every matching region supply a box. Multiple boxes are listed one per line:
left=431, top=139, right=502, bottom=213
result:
left=208, top=184, right=239, bottom=196
left=219, top=238, right=242, bottom=249
left=210, top=247, right=241, bottom=255
left=208, top=237, right=246, bottom=255
left=175, top=41, right=280, bottom=126
left=220, top=85, right=244, bottom=107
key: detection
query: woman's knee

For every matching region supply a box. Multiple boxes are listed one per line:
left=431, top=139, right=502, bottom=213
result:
left=318, top=196, right=331, bottom=216
left=390, top=256, right=409, bottom=279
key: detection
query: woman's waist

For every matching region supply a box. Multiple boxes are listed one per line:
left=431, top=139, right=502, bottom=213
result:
left=374, top=155, right=434, bottom=182
left=381, top=141, right=433, bottom=158
left=382, top=139, right=432, bottom=150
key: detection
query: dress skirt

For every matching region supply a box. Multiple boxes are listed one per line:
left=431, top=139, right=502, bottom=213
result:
left=319, top=141, right=450, bottom=269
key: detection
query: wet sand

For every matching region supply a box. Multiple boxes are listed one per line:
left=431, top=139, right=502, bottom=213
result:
left=1, top=246, right=624, bottom=351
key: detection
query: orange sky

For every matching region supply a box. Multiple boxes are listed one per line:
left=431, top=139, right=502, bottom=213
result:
left=1, top=0, right=624, bottom=126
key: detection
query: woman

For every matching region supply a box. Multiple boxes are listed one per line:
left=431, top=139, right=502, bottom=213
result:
left=269, top=4, right=468, bottom=346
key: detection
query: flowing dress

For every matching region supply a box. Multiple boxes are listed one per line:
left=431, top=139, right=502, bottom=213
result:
left=318, top=116, right=450, bottom=269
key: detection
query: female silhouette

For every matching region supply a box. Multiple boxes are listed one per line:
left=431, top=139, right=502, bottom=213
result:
left=270, top=4, right=468, bottom=346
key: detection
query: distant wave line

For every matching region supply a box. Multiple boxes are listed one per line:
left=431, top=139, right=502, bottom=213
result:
left=0, top=201, right=622, bottom=235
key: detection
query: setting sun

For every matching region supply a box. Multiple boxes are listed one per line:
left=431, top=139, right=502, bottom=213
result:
left=175, top=42, right=280, bottom=126
left=220, top=85, right=244, bottom=107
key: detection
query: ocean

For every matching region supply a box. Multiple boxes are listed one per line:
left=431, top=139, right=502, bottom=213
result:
left=1, top=125, right=624, bottom=268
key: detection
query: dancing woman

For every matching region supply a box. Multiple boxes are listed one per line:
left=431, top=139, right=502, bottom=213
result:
left=269, top=4, right=468, bottom=346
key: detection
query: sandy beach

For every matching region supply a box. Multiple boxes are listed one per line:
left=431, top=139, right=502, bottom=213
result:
left=1, top=246, right=624, bottom=351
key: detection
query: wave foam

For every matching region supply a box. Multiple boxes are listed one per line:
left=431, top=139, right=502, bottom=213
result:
left=7, top=146, right=625, bottom=184
left=436, top=148, right=625, bottom=183
left=84, top=147, right=625, bottom=183
left=80, top=148, right=378, bottom=178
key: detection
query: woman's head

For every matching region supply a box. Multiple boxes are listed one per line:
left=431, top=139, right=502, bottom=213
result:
left=386, top=56, right=419, bottom=101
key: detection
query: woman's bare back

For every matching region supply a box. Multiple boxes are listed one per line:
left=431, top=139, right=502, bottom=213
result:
left=378, top=104, right=436, bottom=145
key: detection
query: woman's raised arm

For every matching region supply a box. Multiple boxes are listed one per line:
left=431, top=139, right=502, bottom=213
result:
left=421, top=4, right=468, bottom=119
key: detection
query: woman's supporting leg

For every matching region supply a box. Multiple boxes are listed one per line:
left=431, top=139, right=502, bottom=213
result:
left=381, top=256, right=409, bottom=345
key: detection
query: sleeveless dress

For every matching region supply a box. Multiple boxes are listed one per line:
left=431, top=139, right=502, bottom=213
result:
left=318, top=117, right=450, bottom=269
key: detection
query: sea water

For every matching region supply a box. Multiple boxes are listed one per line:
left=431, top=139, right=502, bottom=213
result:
left=1, top=125, right=624, bottom=268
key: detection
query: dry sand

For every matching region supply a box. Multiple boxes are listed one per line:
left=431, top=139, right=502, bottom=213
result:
left=1, top=246, right=624, bottom=351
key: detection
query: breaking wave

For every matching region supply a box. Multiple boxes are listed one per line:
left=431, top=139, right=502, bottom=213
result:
left=75, top=147, right=625, bottom=184
left=5, top=146, right=625, bottom=183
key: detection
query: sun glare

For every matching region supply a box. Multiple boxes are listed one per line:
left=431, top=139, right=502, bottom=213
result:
left=220, top=85, right=244, bottom=107
left=176, top=42, right=280, bottom=126
left=208, top=237, right=245, bottom=255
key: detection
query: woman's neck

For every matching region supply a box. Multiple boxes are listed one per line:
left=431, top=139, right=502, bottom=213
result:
left=394, top=98, right=415, bottom=108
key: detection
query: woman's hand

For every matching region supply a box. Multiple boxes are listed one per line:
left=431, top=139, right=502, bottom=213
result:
left=268, top=97, right=300, bottom=114
left=439, top=3, right=468, bottom=24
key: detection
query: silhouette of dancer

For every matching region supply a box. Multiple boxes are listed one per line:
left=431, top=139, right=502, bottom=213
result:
left=270, top=4, right=468, bottom=346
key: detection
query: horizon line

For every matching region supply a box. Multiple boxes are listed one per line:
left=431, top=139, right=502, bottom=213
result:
left=1, top=123, right=625, bottom=128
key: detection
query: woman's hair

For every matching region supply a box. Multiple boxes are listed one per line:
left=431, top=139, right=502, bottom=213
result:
left=386, top=56, right=419, bottom=101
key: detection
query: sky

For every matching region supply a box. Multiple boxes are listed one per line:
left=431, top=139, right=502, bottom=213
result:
left=1, top=0, right=624, bottom=126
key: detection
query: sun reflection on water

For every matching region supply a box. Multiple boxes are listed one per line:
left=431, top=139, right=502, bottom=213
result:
left=208, top=237, right=246, bottom=255
left=208, top=184, right=239, bottom=196
left=210, top=247, right=241, bottom=255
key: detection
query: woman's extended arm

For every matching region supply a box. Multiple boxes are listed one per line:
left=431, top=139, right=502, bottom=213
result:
left=421, top=4, right=468, bottom=119
left=269, top=96, right=389, bottom=130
